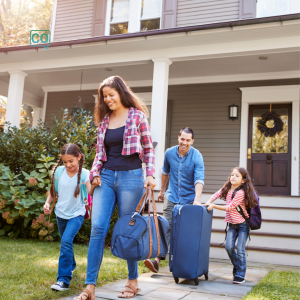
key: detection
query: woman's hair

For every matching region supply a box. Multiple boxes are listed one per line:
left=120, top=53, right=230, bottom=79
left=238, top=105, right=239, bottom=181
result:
left=220, top=167, right=258, bottom=209
left=94, top=76, right=148, bottom=124
left=50, top=143, right=84, bottom=198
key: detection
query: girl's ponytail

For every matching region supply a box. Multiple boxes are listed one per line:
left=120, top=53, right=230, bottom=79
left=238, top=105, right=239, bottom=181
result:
left=50, top=157, right=62, bottom=197
left=74, top=153, right=85, bottom=198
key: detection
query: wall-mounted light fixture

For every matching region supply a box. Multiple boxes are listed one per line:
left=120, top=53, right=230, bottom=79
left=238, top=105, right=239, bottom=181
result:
left=229, top=104, right=238, bottom=120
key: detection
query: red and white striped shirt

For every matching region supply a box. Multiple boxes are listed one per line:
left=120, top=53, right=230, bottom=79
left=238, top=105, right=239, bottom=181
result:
left=212, top=189, right=249, bottom=224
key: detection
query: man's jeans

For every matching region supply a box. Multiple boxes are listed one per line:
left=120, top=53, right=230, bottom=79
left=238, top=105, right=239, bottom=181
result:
left=225, top=222, right=249, bottom=280
left=158, top=197, right=175, bottom=259
left=85, top=168, right=145, bottom=285
left=56, top=215, right=84, bottom=285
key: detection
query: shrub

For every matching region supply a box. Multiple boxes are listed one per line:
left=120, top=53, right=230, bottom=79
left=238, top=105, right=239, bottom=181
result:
left=0, top=107, right=120, bottom=244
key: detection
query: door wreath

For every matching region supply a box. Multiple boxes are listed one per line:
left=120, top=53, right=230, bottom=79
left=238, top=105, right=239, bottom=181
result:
left=257, top=111, right=284, bottom=137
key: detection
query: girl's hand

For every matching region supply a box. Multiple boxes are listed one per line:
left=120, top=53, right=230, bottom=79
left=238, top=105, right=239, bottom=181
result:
left=206, top=204, right=214, bottom=212
left=144, top=176, right=156, bottom=190
left=92, top=176, right=102, bottom=186
left=43, top=203, right=50, bottom=215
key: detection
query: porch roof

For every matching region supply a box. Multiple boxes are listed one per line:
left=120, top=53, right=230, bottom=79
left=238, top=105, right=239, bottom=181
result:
left=0, top=13, right=299, bottom=53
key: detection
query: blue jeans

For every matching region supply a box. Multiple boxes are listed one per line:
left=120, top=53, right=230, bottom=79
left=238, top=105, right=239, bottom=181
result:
left=56, top=215, right=84, bottom=285
left=85, top=168, right=145, bottom=285
left=225, top=222, right=249, bottom=280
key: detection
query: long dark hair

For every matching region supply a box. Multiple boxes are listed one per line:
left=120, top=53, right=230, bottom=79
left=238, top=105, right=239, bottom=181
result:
left=220, top=167, right=258, bottom=209
left=50, top=143, right=84, bottom=198
left=94, top=76, right=148, bottom=125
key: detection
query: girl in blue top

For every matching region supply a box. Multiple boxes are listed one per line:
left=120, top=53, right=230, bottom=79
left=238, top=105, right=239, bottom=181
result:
left=43, top=143, right=92, bottom=291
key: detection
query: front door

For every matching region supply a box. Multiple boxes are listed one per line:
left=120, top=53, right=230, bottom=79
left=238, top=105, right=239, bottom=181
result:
left=247, top=104, right=292, bottom=195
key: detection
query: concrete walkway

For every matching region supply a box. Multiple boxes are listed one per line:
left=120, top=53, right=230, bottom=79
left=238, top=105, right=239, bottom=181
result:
left=60, top=258, right=299, bottom=300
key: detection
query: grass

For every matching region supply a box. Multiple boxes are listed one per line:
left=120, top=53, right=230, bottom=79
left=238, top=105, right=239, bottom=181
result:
left=0, top=237, right=169, bottom=300
left=243, top=271, right=300, bottom=300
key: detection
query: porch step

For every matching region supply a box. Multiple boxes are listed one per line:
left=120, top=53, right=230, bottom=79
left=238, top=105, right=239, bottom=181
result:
left=212, top=216, right=300, bottom=235
left=209, top=243, right=300, bottom=267
left=210, top=230, right=300, bottom=250
left=212, top=206, right=300, bottom=222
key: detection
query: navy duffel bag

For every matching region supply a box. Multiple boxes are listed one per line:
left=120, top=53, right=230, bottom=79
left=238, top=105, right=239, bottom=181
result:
left=111, top=187, right=169, bottom=261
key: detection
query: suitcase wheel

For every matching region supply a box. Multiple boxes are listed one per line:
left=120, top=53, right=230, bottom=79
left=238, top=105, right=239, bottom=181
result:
left=173, top=276, right=179, bottom=284
left=194, top=277, right=199, bottom=285
left=205, top=272, right=209, bottom=281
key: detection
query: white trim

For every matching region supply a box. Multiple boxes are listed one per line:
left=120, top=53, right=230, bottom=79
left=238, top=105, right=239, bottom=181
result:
left=42, top=92, right=48, bottom=122
left=105, top=0, right=112, bottom=36
left=41, top=70, right=299, bottom=92
left=239, top=85, right=300, bottom=196
left=50, top=0, right=58, bottom=43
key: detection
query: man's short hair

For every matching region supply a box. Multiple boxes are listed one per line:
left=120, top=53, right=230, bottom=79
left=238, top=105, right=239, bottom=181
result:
left=178, top=127, right=194, bottom=139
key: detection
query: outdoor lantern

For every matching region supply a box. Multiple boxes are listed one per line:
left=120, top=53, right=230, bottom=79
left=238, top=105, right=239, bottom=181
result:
left=229, top=104, right=238, bottom=120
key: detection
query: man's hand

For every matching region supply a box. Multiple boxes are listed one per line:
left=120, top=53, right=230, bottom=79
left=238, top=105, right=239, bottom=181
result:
left=193, top=198, right=202, bottom=206
left=43, top=203, right=50, bottom=215
left=157, top=191, right=165, bottom=202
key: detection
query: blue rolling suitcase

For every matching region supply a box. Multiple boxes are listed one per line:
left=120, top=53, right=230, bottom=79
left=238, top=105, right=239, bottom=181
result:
left=169, top=205, right=213, bottom=285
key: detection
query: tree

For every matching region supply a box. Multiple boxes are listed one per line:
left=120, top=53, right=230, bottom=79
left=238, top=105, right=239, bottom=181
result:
left=0, top=0, right=54, bottom=47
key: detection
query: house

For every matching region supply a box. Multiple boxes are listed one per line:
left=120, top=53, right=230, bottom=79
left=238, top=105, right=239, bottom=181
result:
left=0, top=0, right=299, bottom=266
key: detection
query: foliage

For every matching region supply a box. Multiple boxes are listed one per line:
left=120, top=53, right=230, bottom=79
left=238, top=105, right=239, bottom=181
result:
left=0, top=0, right=54, bottom=47
left=0, top=155, right=57, bottom=240
left=0, top=237, right=170, bottom=300
left=0, top=107, right=97, bottom=175
left=244, top=271, right=300, bottom=300
left=0, top=107, right=125, bottom=244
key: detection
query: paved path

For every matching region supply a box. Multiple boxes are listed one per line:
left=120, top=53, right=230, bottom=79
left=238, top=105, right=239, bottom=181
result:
left=60, top=258, right=299, bottom=300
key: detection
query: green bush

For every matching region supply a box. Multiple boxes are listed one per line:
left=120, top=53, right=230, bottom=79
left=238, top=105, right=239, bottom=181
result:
left=0, top=107, right=119, bottom=243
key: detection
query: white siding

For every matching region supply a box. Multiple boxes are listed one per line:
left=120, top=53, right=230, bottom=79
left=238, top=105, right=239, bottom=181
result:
left=53, top=0, right=94, bottom=42
left=176, top=0, right=239, bottom=27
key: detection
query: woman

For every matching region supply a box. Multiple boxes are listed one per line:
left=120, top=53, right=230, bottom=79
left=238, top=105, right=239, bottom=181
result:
left=74, top=76, right=156, bottom=300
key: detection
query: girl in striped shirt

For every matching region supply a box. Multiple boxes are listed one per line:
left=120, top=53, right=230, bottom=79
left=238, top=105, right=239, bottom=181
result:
left=205, top=167, right=257, bottom=284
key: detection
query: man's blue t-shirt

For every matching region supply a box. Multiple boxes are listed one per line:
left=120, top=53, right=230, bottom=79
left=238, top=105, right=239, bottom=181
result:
left=162, top=146, right=205, bottom=204
left=55, top=168, right=89, bottom=220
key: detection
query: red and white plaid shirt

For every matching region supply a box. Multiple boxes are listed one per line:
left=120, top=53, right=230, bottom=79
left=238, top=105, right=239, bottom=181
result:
left=90, top=107, right=155, bottom=181
left=212, top=188, right=249, bottom=224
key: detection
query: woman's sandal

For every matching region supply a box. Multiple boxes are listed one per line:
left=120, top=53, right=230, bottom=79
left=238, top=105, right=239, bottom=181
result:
left=118, top=283, right=141, bottom=298
left=74, top=289, right=95, bottom=300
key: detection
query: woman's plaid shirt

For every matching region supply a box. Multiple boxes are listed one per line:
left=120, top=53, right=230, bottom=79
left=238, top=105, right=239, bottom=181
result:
left=90, top=107, right=155, bottom=181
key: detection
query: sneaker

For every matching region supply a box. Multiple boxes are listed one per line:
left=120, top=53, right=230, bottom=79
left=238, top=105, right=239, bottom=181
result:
left=233, top=267, right=237, bottom=277
left=51, top=281, right=70, bottom=291
left=144, top=259, right=159, bottom=273
left=233, top=277, right=245, bottom=284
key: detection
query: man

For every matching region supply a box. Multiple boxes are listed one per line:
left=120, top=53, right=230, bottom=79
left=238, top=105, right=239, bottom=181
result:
left=144, top=127, right=205, bottom=273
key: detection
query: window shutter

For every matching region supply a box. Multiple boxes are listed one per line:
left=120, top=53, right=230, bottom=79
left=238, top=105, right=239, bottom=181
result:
left=92, top=0, right=107, bottom=37
left=239, top=0, right=256, bottom=19
left=161, top=0, right=178, bottom=29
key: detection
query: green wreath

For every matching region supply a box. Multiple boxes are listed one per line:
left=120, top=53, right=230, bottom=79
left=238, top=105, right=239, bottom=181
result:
left=257, top=111, right=284, bottom=137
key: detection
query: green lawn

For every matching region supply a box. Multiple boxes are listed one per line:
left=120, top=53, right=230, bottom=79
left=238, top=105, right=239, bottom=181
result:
left=0, top=237, right=168, bottom=300
left=244, top=271, right=300, bottom=300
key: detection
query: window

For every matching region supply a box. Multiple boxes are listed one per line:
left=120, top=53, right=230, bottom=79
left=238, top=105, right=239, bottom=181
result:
left=140, top=0, right=162, bottom=31
left=110, top=0, right=130, bottom=35
left=257, top=0, right=300, bottom=18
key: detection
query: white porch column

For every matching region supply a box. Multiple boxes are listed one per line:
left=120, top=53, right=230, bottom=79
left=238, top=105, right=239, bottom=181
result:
left=32, top=107, right=43, bottom=127
left=150, top=58, right=172, bottom=189
left=5, top=71, right=27, bottom=129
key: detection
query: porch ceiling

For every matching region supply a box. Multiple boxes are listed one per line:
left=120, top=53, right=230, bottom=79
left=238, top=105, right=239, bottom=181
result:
left=0, top=51, right=299, bottom=98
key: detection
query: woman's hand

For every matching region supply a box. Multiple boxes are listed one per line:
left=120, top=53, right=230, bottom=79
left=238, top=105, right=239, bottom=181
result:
left=206, top=203, right=214, bottom=212
left=43, top=203, right=50, bottom=215
left=92, top=176, right=102, bottom=186
left=144, top=176, right=156, bottom=190
left=157, top=191, right=165, bottom=202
